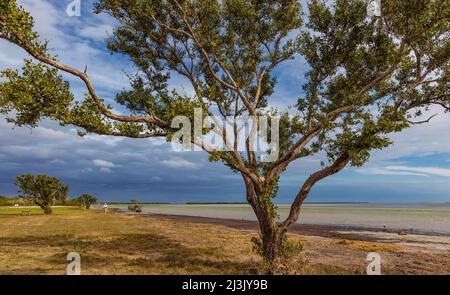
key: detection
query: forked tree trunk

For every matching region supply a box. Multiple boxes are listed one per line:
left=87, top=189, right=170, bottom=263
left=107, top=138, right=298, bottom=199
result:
left=244, top=155, right=350, bottom=274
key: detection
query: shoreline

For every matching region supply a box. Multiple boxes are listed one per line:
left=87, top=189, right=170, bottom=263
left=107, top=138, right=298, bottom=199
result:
left=110, top=203, right=450, bottom=235
left=134, top=212, right=450, bottom=242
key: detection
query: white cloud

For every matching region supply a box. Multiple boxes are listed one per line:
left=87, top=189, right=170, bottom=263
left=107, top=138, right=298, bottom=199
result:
left=0, top=42, right=26, bottom=67
left=78, top=24, right=114, bottom=41
left=369, top=106, right=450, bottom=162
left=358, top=165, right=450, bottom=178
left=161, top=157, right=201, bottom=169
left=357, top=167, right=428, bottom=177
left=18, top=0, right=68, bottom=38
left=50, top=159, right=65, bottom=165
left=1, top=0, right=131, bottom=100
left=33, top=127, right=68, bottom=140
left=384, top=166, right=450, bottom=177
left=93, top=159, right=116, bottom=168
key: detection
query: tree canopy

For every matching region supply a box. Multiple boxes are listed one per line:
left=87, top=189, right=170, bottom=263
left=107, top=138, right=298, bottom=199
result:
left=74, top=194, right=98, bottom=210
left=15, top=174, right=69, bottom=214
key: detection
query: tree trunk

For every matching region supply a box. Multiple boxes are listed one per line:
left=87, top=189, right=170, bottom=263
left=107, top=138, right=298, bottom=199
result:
left=244, top=155, right=350, bottom=274
left=42, top=206, right=52, bottom=214
left=244, top=178, right=285, bottom=273
left=260, top=225, right=284, bottom=273
left=34, top=200, right=52, bottom=214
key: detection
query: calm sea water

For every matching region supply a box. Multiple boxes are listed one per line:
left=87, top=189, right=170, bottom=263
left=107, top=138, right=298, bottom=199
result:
left=112, top=203, right=450, bottom=234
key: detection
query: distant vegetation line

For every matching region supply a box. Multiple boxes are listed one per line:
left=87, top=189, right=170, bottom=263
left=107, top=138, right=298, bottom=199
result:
left=103, top=201, right=372, bottom=205
left=106, top=202, right=171, bottom=205
left=3, top=196, right=449, bottom=206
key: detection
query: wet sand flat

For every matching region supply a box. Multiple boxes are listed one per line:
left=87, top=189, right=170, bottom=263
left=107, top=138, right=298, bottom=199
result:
left=112, top=203, right=450, bottom=234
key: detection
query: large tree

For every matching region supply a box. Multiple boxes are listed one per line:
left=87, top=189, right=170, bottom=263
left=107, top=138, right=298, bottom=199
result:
left=15, top=174, right=69, bottom=214
left=0, top=0, right=449, bottom=271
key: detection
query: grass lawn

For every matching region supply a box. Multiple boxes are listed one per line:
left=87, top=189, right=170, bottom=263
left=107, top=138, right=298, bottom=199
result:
left=0, top=207, right=448, bottom=274
left=0, top=206, right=87, bottom=215
left=0, top=207, right=262, bottom=274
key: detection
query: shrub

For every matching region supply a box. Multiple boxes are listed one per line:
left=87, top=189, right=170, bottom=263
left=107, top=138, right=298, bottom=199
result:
left=128, top=199, right=143, bottom=213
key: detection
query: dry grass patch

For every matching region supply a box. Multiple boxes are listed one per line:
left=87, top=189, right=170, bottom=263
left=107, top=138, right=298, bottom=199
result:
left=336, top=239, right=403, bottom=252
left=0, top=208, right=448, bottom=274
left=0, top=208, right=260, bottom=274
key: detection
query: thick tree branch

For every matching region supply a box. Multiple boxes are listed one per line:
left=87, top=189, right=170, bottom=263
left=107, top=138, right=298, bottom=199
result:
left=279, top=154, right=350, bottom=235
left=0, top=36, right=169, bottom=129
left=266, top=105, right=354, bottom=178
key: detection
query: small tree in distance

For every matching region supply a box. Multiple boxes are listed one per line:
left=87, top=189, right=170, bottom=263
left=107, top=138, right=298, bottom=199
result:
left=128, top=199, right=143, bottom=213
left=75, top=194, right=98, bottom=210
left=15, top=174, right=69, bottom=214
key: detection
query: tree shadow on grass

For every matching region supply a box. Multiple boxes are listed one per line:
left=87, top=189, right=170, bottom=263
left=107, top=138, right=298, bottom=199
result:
left=0, top=233, right=255, bottom=274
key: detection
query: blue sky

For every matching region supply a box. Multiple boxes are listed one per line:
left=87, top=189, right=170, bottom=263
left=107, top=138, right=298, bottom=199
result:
left=1, top=0, right=450, bottom=203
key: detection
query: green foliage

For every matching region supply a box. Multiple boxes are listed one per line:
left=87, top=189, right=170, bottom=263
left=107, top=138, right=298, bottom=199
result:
left=251, top=235, right=303, bottom=260
left=128, top=199, right=143, bottom=213
left=0, top=196, right=32, bottom=206
left=2, top=0, right=446, bottom=168
left=66, top=94, right=117, bottom=136
left=279, top=236, right=304, bottom=259
left=15, top=174, right=69, bottom=214
left=74, top=194, right=98, bottom=209
left=259, top=177, right=280, bottom=219
left=0, top=60, right=73, bottom=127
left=0, top=0, right=47, bottom=53
left=96, top=0, right=302, bottom=108
left=297, top=0, right=449, bottom=167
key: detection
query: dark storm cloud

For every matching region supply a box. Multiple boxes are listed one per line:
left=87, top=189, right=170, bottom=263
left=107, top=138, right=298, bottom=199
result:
left=0, top=118, right=246, bottom=202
